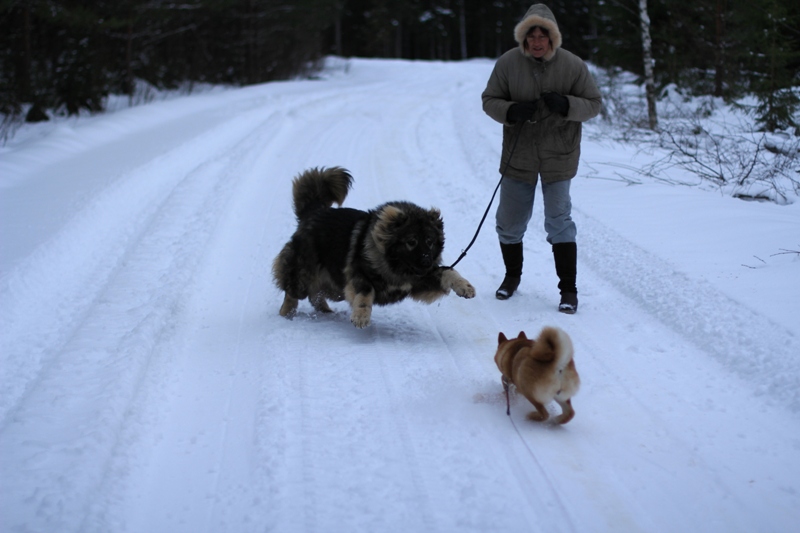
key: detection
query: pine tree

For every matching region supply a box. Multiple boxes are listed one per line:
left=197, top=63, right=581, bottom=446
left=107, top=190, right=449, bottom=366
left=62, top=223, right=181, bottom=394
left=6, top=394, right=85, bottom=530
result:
left=744, top=0, right=800, bottom=132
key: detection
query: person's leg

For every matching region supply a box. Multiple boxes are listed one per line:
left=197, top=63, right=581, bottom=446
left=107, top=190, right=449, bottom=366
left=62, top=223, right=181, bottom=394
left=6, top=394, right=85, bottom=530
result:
left=495, top=177, right=537, bottom=299
left=541, top=179, right=576, bottom=245
left=496, top=176, right=537, bottom=244
left=542, top=180, right=578, bottom=313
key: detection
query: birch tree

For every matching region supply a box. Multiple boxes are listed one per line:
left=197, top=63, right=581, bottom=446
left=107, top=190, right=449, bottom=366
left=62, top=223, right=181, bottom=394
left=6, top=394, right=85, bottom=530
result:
left=639, top=0, right=658, bottom=130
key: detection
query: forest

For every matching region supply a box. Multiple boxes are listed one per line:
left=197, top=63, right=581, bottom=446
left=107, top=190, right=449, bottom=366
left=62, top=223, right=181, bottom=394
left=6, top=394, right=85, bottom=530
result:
left=1, top=0, right=799, bottom=134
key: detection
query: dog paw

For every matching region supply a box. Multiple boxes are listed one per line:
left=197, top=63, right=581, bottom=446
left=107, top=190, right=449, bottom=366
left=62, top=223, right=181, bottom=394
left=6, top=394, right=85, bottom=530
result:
left=279, top=295, right=299, bottom=318
left=350, top=308, right=372, bottom=328
left=554, top=413, right=575, bottom=424
left=454, top=279, right=476, bottom=299
left=311, top=297, right=333, bottom=314
left=555, top=407, right=575, bottom=424
left=440, top=269, right=475, bottom=299
left=526, top=411, right=549, bottom=422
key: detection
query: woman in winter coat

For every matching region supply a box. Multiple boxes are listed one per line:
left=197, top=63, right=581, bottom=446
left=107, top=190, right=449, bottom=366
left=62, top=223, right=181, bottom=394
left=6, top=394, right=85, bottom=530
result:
left=482, top=3, right=602, bottom=313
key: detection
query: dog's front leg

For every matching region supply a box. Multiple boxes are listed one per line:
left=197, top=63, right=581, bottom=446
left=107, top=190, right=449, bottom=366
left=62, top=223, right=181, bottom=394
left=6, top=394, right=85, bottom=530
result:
left=441, top=268, right=476, bottom=299
left=350, top=292, right=374, bottom=328
left=346, top=282, right=375, bottom=328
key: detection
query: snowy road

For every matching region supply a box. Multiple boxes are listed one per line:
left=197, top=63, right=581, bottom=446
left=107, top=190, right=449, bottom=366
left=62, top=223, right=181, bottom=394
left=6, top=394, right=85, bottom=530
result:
left=2, top=58, right=799, bottom=532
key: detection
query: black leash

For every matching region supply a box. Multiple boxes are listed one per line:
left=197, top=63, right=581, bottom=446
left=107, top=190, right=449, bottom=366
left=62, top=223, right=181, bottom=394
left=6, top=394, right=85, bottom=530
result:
left=502, top=376, right=511, bottom=416
left=445, top=122, right=525, bottom=270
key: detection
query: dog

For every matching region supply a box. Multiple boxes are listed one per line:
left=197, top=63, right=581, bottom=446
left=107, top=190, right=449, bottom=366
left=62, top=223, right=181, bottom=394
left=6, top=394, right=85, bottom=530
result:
left=272, top=166, right=476, bottom=328
left=494, top=326, right=580, bottom=424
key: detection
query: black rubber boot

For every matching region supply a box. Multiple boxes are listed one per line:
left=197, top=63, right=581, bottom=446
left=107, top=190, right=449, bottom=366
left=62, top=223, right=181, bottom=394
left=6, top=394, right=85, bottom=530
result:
left=496, top=242, right=523, bottom=300
left=553, top=242, right=578, bottom=314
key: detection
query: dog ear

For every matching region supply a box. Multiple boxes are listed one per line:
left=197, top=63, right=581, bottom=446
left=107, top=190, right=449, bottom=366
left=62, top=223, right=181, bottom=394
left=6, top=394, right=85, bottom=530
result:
left=377, top=204, right=405, bottom=225
left=427, top=208, right=443, bottom=229
left=517, top=331, right=527, bottom=339
left=373, top=205, right=405, bottom=252
left=498, top=332, right=508, bottom=344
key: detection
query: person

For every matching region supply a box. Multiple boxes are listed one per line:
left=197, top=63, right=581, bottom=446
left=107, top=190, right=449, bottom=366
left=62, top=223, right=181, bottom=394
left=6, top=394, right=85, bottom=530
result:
left=481, top=3, right=602, bottom=314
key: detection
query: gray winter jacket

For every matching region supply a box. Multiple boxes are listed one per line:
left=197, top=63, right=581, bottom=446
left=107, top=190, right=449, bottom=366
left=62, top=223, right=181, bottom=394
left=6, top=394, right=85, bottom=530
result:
left=482, top=4, right=602, bottom=183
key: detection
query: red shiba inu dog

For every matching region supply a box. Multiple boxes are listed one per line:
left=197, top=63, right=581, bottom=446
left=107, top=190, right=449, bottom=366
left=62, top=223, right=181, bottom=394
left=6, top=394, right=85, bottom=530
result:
left=494, top=326, right=580, bottom=424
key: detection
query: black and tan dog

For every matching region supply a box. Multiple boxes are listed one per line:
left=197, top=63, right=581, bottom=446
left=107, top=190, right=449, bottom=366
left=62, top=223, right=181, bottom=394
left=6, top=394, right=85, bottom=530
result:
left=494, top=326, right=580, bottom=424
left=272, top=167, right=475, bottom=328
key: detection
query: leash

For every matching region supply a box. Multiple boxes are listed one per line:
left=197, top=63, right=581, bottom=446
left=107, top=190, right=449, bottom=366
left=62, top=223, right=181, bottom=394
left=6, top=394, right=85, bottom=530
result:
left=444, top=121, right=525, bottom=270
left=501, top=379, right=579, bottom=533
left=443, top=105, right=557, bottom=270
left=502, top=376, right=511, bottom=416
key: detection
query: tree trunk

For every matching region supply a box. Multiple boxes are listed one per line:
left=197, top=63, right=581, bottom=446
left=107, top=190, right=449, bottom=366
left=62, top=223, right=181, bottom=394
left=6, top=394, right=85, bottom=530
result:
left=639, top=0, right=658, bottom=130
left=714, top=0, right=727, bottom=97
left=334, top=6, right=343, bottom=56
left=458, top=0, right=467, bottom=59
left=126, top=23, right=134, bottom=104
left=21, top=5, right=32, bottom=102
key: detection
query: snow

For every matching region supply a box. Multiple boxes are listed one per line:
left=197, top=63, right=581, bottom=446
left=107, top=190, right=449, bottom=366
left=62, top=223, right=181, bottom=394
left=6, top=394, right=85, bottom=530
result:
left=1, top=57, right=799, bottom=533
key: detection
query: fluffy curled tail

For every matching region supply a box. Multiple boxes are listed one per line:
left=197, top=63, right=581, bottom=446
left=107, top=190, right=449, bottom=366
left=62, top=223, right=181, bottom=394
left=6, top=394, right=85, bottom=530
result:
left=291, top=166, right=353, bottom=220
left=530, top=326, right=574, bottom=366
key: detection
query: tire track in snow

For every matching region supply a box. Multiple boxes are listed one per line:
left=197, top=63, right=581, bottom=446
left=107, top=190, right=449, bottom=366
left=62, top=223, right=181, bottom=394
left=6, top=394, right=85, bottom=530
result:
left=423, top=308, right=578, bottom=533
left=0, top=104, right=291, bottom=533
left=575, top=208, right=800, bottom=412
left=416, top=218, right=783, bottom=531
left=81, top=105, right=319, bottom=532
left=257, top=318, right=440, bottom=531
left=185, top=71, right=494, bottom=530
left=0, top=79, right=368, bottom=430
left=371, top=325, right=440, bottom=533
left=326, top=63, right=584, bottom=530
left=0, top=104, right=286, bottom=427
left=370, top=62, right=718, bottom=530
left=0, top=77, right=391, bottom=426
left=489, top=221, right=797, bottom=531
left=565, top=309, right=745, bottom=527
left=199, top=262, right=266, bottom=531
left=5, top=59, right=795, bottom=532
left=429, top=73, right=800, bottom=524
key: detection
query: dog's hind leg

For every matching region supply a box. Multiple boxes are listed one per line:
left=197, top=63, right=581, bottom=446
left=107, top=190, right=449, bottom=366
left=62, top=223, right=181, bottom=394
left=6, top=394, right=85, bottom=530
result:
left=554, top=398, right=575, bottom=424
left=525, top=399, right=550, bottom=422
left=279, top=294, right=299, bottom=318
left=310, top=293, right=333, bottom=313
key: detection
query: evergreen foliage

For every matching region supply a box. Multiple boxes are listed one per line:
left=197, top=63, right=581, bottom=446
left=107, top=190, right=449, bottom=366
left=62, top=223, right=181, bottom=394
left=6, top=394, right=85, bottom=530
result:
left=1, top=0, right=798, bottom=133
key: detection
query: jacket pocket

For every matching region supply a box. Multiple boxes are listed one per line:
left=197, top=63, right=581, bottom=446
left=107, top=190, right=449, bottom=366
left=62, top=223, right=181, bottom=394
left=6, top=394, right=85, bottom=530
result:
left=542, top=120, right=579, bottom=155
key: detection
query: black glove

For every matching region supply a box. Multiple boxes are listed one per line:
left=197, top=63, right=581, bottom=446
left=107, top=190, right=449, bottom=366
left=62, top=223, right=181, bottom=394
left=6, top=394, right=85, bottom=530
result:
left=506, top=101, right=538, bottom=124
left=542, top=92, right=569, bottom=116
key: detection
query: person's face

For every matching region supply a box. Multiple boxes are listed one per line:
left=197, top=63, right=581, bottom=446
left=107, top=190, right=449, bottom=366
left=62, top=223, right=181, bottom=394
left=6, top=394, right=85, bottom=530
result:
left=526, top=27, right=551, bottom=58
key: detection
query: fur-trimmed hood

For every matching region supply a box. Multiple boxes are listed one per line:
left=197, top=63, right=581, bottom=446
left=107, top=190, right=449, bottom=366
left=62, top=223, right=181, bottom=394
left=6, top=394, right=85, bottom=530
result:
left=514, top=4, right=562, bottom=61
